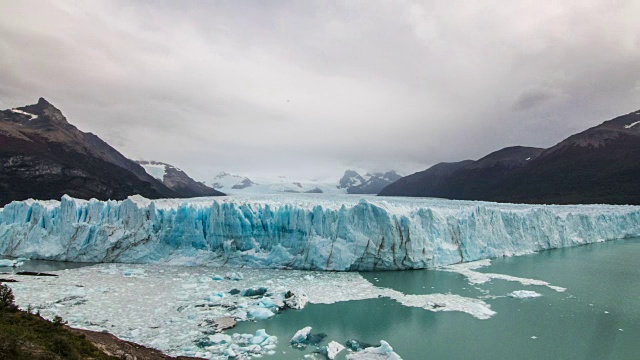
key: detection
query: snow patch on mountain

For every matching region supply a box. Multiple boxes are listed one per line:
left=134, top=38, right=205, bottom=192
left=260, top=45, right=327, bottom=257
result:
left=139, top=162, right=167, bottom=181
left=11, top=108, right=39, bottom=120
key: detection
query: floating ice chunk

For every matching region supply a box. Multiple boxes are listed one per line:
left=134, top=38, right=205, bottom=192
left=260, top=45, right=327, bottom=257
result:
left=346, top=340, right=402, bottom=360
left=207, top=291, right=225, bottom=303
left=249, top=329, right=276, bottom=347
left=226, top=272, right=244, bottom=280
left=248, top=308, right=275, bottom=320
left=256, top=297, right=278, bottom=309
left=241, top=287, right=268, bottom=297
left=208, top=333, right=232, bottom=344
left=346, top=339, right=374, bottom=352
left=509, top=290, right=542, bottom=298
left=396, top=293, right=496, bottom=320
left=211, top=275, right=224, bottom=281
left=291, top=326, right=312, bottom=344
left=0, top=259, right=20, bottom=267
left=443, top=260, right=567, bottom=292
left=325, top=341, right=346, bottom=359
left=223, top=347, right=237, bottom=357
left=122, top=268, right=145, bottom=277
left=284, top=290, right=309, bottom=310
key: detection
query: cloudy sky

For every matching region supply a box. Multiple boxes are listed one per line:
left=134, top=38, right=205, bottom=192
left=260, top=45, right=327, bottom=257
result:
left=1, top=0, right=639, bottom=182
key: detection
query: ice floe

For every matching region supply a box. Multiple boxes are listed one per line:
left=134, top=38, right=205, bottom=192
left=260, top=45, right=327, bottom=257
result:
left=5, top=262, right=498, bottom=358
left=324, top=340, right=346, bottom=359
left=509, top=290, right=542, bottom=298
left=346, top=340, right=402, bottom=360
left=442, top=259, right=567, bottom=292
left=291, top=326, right=313, bottom=345
left=0, top=259, right=22, bottom=267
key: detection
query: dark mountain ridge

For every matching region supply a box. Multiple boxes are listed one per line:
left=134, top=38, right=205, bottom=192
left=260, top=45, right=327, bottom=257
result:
left=0, top=98, right=221, bottom=206
left=380, top=109, right=640, bottom=205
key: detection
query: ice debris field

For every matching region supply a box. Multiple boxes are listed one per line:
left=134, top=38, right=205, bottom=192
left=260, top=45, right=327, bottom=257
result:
left=5, top=259, right=564, bottom=359
left=1, top=194, right=639, bottom=271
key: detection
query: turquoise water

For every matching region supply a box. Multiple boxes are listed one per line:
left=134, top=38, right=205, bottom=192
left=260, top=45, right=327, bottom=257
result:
left=233, top=238, right=640, bottom=359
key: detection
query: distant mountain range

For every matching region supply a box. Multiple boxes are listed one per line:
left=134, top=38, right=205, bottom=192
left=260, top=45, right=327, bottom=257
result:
left=380, top=109, right=640, bottom=205
left=338, top=170, right=402, bottom=194
left=137, top=161, right=223, bottom=197
left=210, top=172, right=257, bottom=191
left=208, top=170, right=401, bottom=195
left=0, top=98, right=224, bottom=206
left=208, top=172, right=340, bottom=194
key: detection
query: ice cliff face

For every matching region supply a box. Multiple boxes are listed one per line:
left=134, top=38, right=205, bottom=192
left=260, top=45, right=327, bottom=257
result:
left=1, top=194, right=639, bottom=271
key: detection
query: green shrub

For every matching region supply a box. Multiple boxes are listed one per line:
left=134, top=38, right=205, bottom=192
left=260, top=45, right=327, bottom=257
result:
left=0, top=284, right=16, bottom=311
left=52, top=315, right=66, bottom=327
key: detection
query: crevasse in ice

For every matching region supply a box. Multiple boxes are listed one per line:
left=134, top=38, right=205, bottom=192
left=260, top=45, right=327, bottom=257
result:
left=0, top=194, right=639, bottom=270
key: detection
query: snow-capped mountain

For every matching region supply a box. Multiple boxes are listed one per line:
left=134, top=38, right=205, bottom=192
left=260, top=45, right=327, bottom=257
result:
left=209, top=172, right=256, bottom=191
left=137, top=161, right=224, bottom=197
left=338, top=170, right=402, bottom=194
left=209, top=172, right=346, bottom=195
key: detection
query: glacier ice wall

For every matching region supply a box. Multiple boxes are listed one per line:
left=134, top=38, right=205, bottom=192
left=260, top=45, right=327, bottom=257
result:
left=0, top=194, right=639, bottom=271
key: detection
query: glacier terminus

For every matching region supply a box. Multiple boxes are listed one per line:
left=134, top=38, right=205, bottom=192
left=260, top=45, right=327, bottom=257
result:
left=1, top=194, right=639, bottom=271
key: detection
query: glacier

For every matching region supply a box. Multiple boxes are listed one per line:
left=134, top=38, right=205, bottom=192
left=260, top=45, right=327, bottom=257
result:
left=1, top=194, right=639, bottom=271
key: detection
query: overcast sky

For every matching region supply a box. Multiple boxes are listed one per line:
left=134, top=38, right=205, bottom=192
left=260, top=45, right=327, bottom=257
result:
left=1, top=0, right=639, bottom=182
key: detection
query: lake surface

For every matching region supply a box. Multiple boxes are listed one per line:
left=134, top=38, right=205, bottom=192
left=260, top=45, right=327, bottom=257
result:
left=4, top=238, right=639, bottom=359
left=233, top=238, right=640, bottom=360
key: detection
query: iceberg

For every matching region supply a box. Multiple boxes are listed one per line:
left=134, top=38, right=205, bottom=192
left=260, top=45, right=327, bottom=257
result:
left=325, top=340, right=346, bottom=359
left=0, top=259, right=21, bottom=267
left=290, top=326, right=312, bottom=345
left=1, top=194, right=639, bottom=271
left=346, top=340, right=402, bottom=360
left=508, top=290, right=542, bottom=298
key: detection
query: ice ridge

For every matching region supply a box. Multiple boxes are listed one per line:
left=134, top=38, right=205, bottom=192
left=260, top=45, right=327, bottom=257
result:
left=0, top=195, right=639, bottom=271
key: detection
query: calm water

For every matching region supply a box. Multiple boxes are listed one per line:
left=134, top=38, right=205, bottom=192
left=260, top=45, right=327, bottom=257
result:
left=233, top=238, right=640, bottom=360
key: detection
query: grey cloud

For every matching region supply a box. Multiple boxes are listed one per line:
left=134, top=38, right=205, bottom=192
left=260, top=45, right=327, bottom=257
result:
left=513, top=89, right=558, bottom=111
left=1, top=0, right=639, bottom=181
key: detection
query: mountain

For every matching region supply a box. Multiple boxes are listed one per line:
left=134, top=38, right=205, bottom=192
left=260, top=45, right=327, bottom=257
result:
left=137, top=161, right=224, bottom=197
left=380, top=109, right=640, bottom=205
left=209, top=172, right=256, bottom=191
left=0, top=98, right=179, bottom=206
left=380, top=147, right=543, bottom=198
left=338, top=170, right=402, bottom=194
left=209, top=172, right=343, bottom=194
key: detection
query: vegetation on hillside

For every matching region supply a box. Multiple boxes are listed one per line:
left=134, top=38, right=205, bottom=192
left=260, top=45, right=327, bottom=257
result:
left=0, top=283, right=117, bottom=360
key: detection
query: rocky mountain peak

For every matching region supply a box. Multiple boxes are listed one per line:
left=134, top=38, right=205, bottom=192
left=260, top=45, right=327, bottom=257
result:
left=339, top=169, right=401, bottom=194
left=26, top=97, right=67, bottom=124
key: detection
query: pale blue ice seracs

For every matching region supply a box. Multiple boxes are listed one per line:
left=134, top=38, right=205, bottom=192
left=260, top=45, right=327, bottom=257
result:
left=0, top=194, right=639, bottom=271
